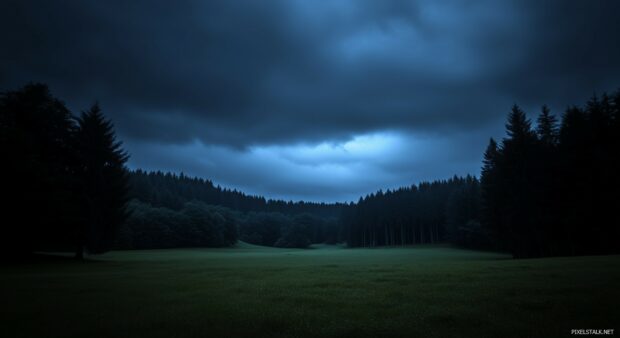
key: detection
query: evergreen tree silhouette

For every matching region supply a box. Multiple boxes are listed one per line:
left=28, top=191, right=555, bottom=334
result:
left=501, top=105, right=540, bottom=257
left=74, top=103, right=129, bottom=258
left=480, top=138, right=504, bottom=249
left=536, top=105, right=559, bottom=146
left=0, top=83, right=78, bottom=257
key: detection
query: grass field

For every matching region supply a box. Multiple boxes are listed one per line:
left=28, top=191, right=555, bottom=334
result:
left=1, top=244, right=619, bottom=338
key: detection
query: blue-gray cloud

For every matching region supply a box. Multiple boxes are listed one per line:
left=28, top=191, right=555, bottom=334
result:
left=1, top=0, right=619, bottom=201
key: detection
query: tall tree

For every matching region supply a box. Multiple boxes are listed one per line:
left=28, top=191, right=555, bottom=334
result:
left=0, top=83, right=78, bottom=256
left=558, top=105, right=589, bottom=255
left=533, top=105, right=559, bottom=255
left=501, top=105, right=540, bottom=257
left=74, top=103, right=129, bottom=258
left=480, top=138, right=503, bottom=249
left=536, top=105, right=559, bottom=146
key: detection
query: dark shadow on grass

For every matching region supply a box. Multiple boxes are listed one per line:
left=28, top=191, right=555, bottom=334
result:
left=0, top=252, right=104, bottom=265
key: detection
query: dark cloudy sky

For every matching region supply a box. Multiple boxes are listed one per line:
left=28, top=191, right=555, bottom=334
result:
left=2, top=0, right=619, bottom=202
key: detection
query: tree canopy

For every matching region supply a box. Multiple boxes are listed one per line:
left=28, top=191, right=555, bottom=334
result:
left=0, top=84, right=130, bottom=258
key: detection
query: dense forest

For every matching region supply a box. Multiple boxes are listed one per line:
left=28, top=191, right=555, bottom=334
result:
left=0, top=84, right=128, bottom=259
left=346, top=92, right=620, bottom=258
left=2, top=83, right=618, bottom=258
left=342, top=176, right=484, bottom=248
left=128, top=169, right=343, bottom=217
left=480, top=96, right=620, bottom=258
left=119, top=170, right=343, bottom=249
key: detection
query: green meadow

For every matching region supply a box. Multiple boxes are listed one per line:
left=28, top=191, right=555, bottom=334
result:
left=2, top=244, right=619, bottom=338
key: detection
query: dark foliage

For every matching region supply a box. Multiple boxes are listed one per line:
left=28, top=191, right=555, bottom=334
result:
left=128, top=170, right=344, bottom=218
left=238, top=212, right=289, bottom=247
left=124, top=170, right=344, bottom=248
left=481, top=92, right=620, bottom=258
left=117, top=200, right=237, bottom=249
left=0, top=84, right=130, bottom=258
left=343, top=90, right=620, bottom=258
left=0, top=84, right=78, bottom=256
left=342, top=176, right=486, bottom=249
left=74, top=104, right=130, bottom=256
left=118, top=200, right=338, bottom=249
left=4, top=82, right=617, bottom=258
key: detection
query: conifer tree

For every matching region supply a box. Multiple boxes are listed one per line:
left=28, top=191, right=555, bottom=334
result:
left=480, top=138, right=504, bottom=249
left=536, top=105, right=559, bottom=146
left=74, top=103, right=129, bottom=258
left=0, top=83, right=78, bottom=256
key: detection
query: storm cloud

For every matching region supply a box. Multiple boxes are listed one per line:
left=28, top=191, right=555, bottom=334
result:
left=2, top=0, right=619, bottom=201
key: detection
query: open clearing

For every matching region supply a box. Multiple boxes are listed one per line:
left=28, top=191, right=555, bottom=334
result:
left=1, top=244, right=619, bottom=338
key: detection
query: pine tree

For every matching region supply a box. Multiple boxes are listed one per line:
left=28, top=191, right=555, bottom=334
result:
left=0, top=83, right=78, bottom=256
left=502, top=105, right=539, bottom=257
left=536, top=105, right=559, bottom=146
left=534, top=105, right=559, bottom=255
left=505, top=104, right=535, bottom=141
left=481, top=138, right=499, bottom=181
left=480, top=138, right=504, bottom=250
left=74, top=103, right=129, bottom=258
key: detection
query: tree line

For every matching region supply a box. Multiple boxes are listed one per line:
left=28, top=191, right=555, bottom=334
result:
left=341, top=176, right=485, bottom=248
left=117, top=199, right=340, bottom=249
left=345, top=90, right=620, bottom=258
left=0, top=84, right=344, bottom=255
left=129, top=169, right=343, bottom=218
left=3, top=82, right=618, bottom=258
left=122, top=170, right=344, bottom=249
left=0, top=84, right=129, bottom=259
left=116, top=200, right=238, bottom=249
left=481, top=94, right=620, bottom=258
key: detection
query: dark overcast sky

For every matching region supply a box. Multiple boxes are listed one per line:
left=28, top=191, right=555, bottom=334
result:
left=2, top=0, right=620, bottom=202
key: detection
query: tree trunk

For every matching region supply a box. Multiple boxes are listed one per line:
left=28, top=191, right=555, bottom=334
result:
left=75, top=220, right=85, bottom=260
left=372, top=229, right=375, bottom=247
left=385, top=225, right=388, bottom=246
left=363, top=228, right=366, bottom=247
left=75, top=245, right=84, bottom=260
